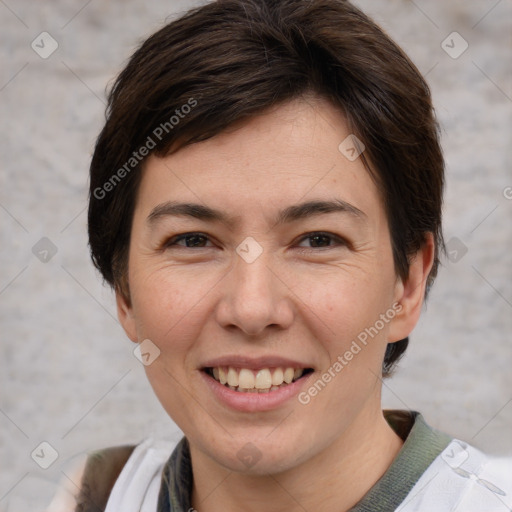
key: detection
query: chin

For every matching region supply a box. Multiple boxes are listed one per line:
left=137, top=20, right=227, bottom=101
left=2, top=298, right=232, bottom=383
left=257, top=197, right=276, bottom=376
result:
left=204, top=433, right=311, bottom=476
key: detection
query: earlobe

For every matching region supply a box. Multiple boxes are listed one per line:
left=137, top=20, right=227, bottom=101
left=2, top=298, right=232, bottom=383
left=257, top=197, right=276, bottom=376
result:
left=387, top=233, right=435, bottom=343
left=116, top=289, right=138, bottom=343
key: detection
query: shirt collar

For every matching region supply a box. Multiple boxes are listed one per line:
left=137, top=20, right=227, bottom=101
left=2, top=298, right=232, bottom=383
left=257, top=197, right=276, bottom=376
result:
left=157, top=410, right=452, bottom=512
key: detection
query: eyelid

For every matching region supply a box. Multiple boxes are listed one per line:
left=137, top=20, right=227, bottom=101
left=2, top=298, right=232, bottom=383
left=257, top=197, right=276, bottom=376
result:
left=294, top=231, right=347, bottom=249
left=162, top=232, right=215, bottom=248
left=161, top=231, right=348, bottom=250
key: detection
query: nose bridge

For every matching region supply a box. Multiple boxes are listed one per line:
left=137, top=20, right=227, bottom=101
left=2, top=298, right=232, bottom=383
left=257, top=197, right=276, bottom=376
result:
left=216, top=244, right=293, bottom=335
left=235, top=250, right=274, bottom=301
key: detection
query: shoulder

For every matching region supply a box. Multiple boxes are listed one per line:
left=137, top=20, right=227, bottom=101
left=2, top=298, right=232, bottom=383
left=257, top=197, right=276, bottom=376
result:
left=399, top=439, right=512, bottom=512
left=75, top=444, right=137, bottom=510
left=102, top=438, right=177, bottom=510
left=45, top=438, right=178, bottom=512
left=44, top=454, right=87, bottom=512
left=45, top=441, right=162, bottom=512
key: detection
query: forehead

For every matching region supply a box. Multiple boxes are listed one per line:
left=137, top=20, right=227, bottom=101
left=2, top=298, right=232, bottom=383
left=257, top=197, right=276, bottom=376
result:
left=135, top=97, right=385, bottom=229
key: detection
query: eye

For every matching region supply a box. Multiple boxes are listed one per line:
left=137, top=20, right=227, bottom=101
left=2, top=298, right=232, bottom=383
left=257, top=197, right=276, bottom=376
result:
left=162, top=231, right=346, bottom=250
left=164, top=232, right=214, bottom=248
left=296, top=232, right=346, bottom=249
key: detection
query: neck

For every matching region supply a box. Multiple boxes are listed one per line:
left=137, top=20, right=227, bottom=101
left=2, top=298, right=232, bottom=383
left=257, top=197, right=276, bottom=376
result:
left=189, top=407, right=404, bottom=512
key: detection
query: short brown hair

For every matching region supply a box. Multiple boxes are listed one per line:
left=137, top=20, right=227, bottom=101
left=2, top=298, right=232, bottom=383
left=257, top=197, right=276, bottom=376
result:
left=88, top=0, right=445, bottom=376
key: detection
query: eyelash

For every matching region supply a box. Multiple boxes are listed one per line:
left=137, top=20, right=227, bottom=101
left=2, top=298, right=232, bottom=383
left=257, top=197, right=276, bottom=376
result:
left=163, top=231, right=347, bottom=250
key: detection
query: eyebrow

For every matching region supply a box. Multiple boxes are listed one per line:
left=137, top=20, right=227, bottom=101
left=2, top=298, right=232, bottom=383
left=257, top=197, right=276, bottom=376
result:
left=146, top=199, right=367, bottom=228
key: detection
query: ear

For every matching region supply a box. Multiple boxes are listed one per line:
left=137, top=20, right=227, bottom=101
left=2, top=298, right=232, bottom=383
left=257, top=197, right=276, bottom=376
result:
left=387, top=233, right=435, bottom=343
left=116, top=289, right=138, bottom=343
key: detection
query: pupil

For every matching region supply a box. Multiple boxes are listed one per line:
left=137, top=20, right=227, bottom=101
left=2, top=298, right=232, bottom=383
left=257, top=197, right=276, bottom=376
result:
left=186, top=234, right=206, bottom=247
left=310, top=234, right=330, bottom=247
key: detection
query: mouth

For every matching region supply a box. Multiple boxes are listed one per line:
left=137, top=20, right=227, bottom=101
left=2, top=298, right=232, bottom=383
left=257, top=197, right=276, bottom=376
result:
left=203, top=366, right=314, bottom=393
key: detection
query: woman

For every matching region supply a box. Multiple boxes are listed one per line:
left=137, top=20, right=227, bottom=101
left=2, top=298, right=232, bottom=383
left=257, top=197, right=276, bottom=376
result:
left=48, top=0, right=512, bottom=510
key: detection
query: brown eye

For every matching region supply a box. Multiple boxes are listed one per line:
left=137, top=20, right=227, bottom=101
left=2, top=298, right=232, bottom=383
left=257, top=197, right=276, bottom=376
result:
left=309, top=234, right=332, bottom=247
left=296, top=232, right=345, bottom=249
left=167, top=233, right=212, bottom=248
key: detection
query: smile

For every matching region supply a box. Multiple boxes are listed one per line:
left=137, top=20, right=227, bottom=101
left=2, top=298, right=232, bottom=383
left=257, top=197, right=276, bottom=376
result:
left=204, top=366, right=313, bottom=393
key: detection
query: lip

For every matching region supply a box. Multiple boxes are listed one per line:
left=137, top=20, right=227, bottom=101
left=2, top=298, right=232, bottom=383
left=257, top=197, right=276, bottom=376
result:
left=200, top=368, right=314, bottom=413
left=200, top=355, right=312, bottom=371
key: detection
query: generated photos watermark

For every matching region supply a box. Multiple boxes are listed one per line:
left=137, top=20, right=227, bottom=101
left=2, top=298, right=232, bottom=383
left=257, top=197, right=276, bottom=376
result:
left=93, top=97, right=198, bottom=200
left=298, top=302, right=402, bottom=405
left=133, top=338, right=161, bottom=366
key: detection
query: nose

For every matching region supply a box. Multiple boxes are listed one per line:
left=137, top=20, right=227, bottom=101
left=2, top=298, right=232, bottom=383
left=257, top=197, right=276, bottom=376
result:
left=214, top=251, right=294, bottom=336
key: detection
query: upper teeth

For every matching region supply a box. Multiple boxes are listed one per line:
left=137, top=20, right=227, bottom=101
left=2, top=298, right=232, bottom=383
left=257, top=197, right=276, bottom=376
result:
left=212, top=367, right=304, bottom=390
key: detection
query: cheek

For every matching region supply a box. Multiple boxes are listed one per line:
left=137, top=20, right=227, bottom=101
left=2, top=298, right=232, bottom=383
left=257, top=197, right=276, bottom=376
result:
left=128, top=268, right=214, bottom=426
left=128, top=264, right=210, bottom=348
left=288, top=263, right=392, bottom=338
left=288, top=264, right=395, bottom=409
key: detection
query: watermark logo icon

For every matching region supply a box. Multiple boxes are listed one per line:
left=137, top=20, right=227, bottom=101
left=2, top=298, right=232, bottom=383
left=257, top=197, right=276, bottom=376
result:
left=441, top=441, right=506, bottom=496
left=236, top=237, right=263, bottom=264
left=133, top=339, right=161, bottom=366
left=32, top=237, right=58, bottom=263
left=237, top=442, right=262, bottom=468
left=441, top=441, right=469, bottom=469
left=338, top=134, right=365, bottom=162
left=31, top=441, right=59, bottom=469
left=31, top=32, right=59, bottom=59
left=446, top=236, right=468, bottom=263
left=441, top=32, right=468, bottom=59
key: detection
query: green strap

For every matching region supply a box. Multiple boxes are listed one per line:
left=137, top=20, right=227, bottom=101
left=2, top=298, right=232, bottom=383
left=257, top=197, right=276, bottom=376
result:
left=350, top=411, right=452, bottom=512
left=75, top=445, right=136, bottom=512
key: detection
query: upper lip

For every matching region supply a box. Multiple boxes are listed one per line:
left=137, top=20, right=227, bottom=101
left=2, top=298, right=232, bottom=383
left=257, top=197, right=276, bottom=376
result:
left=201, top=355, right=313, bottom=370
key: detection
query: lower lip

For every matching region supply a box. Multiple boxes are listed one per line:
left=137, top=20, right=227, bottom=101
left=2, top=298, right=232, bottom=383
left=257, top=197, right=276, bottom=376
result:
left=201, top=371, right=313, bottom=412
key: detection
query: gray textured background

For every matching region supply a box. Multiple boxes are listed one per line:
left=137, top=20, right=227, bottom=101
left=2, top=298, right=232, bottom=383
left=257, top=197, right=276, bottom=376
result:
left=1, top=0, right=511, bottom=509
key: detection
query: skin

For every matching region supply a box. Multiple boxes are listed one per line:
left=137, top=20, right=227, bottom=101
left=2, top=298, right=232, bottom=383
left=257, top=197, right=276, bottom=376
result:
left=117, top=95, right=434, bottom=512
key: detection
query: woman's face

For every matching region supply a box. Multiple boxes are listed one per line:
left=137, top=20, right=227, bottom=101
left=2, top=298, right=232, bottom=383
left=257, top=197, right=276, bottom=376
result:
left=118, top=97, right=426, bottom=474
